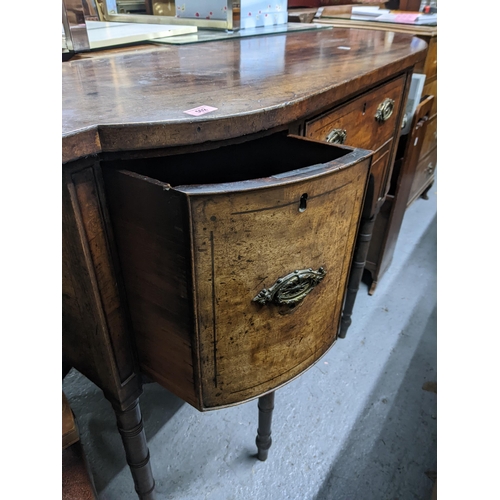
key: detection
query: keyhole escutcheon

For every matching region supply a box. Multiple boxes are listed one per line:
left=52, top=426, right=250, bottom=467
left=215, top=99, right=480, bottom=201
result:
left=299, top=193, right=308, bottom=212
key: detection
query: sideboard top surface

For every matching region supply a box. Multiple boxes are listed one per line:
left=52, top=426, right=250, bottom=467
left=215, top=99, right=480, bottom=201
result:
left=62, top=28, right=427, bottom=163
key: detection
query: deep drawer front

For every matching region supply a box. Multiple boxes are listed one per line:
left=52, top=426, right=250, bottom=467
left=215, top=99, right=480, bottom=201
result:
left=103, top=135, right=371, bottom=410
left=305, top=75, right=406, bottom=152
left=190, top=158, right=370, bottom=408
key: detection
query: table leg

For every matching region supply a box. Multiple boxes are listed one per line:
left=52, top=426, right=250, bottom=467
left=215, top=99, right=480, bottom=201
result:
left=338, top=215, right=375, bottom=339
left=256, top=391, right=275, bottom=461
left=113, top=398, right=156, bottom=500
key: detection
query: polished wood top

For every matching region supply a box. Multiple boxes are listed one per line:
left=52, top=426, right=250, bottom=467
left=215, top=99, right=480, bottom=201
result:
left=62, top=28, right=427, bottom=163
left=314, top=17, right=438, bottom=36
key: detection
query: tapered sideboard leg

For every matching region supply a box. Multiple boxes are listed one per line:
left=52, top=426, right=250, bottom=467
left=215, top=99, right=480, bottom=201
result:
left=338, top=215, right=376, bottom=339
left=113, top=398, right=156, bottom=500
left=256, top=391, right=275, bottom=461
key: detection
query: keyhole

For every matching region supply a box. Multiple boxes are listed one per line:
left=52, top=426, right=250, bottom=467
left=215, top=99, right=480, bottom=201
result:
left=362, top=103, right=367, bottom=115
left=299, top=193, right=308, bottom=212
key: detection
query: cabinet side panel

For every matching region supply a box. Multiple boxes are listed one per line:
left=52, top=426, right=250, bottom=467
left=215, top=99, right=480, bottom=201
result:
left=62, top=161, right=141, bottom=408
left=102, top=168, right=199, bottom=408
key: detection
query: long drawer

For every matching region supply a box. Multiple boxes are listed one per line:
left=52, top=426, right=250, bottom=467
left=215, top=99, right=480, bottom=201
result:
left=102, top=134, right=372, bottom=410
left=304, top=75, right=406, bottom=152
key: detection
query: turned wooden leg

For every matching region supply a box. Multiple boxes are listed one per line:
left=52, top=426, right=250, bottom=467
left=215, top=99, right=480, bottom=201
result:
left=256, top=391, right=275, bottom=461
left=113, top=398, right=156, bottom=500
left=338, top=215, right=376, bottom=339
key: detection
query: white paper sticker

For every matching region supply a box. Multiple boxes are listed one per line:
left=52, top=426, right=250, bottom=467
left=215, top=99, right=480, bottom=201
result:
left=184, top=105, right=218, bottom=116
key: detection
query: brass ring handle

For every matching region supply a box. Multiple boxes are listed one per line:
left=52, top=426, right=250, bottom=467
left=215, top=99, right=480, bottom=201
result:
left=252, top=267, right=327, bottom=307
left=375, top=98, right=395, bottom=123
left=326, top=128, right=347, bottom=145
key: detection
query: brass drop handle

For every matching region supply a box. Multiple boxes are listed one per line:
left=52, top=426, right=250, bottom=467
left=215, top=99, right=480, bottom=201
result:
left=253, top=267, right=327, bottom=308
left=326, top=128, right=347, bottom=145
left=426, top=162, right=435, bottom=174
left=375, top=98, right=395, bottom=123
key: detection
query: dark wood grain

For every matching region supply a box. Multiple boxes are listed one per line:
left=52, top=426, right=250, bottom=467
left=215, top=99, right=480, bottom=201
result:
left=62, top=159, right=142, bottom=410
left=62, top=28, right=427, bottom=163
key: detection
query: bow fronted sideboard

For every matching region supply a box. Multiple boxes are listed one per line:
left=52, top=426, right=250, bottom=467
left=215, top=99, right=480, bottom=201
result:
left=62, top=28, right=427, bottom=499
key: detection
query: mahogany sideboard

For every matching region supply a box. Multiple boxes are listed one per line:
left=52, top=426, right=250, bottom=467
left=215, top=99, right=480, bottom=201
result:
left=62, top=28, right=426, bottom=499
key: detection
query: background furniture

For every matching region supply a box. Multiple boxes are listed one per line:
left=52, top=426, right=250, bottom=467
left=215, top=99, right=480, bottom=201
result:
left=63, top=28, right=426, bottom=498
left=365, top=25, right=437, bottom=292
left=311, top=13, right=437, bottom=292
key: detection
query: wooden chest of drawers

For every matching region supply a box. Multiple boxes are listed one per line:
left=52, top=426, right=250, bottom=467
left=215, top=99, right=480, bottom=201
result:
left=407, top=34, right=437, bottom=206
left=102, top=134, right=372, bottom=410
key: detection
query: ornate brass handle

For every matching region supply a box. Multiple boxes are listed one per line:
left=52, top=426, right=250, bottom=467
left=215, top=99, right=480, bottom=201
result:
left=326, top=128, right=347, bottom=145
left=253, top=267, right=327, bottom=307
left=375, top=98, right=395, bottom=123
left=426, top=162, right=435, bottom=174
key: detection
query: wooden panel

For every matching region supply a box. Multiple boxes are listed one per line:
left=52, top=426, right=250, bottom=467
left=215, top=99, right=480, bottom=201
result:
left=423, top=78, right=437, bottom=119
left=365, top=194, right=393, bottom=279
left=422, top=36, right=437, bottom=81
left=370, top=139, right=393, bottom=206
left=191, top=159, right=370, bottom=408
left=305, top=76, right=406, bottom=153
left=399, top=0, right=421, bottom=11
left=62, top=160, right=141, bottom=409
left=102, top=167, right=200, bottom=408
left=419, top=115, right=437, bottom=161
left=407, top=147, right=437, bottom=206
